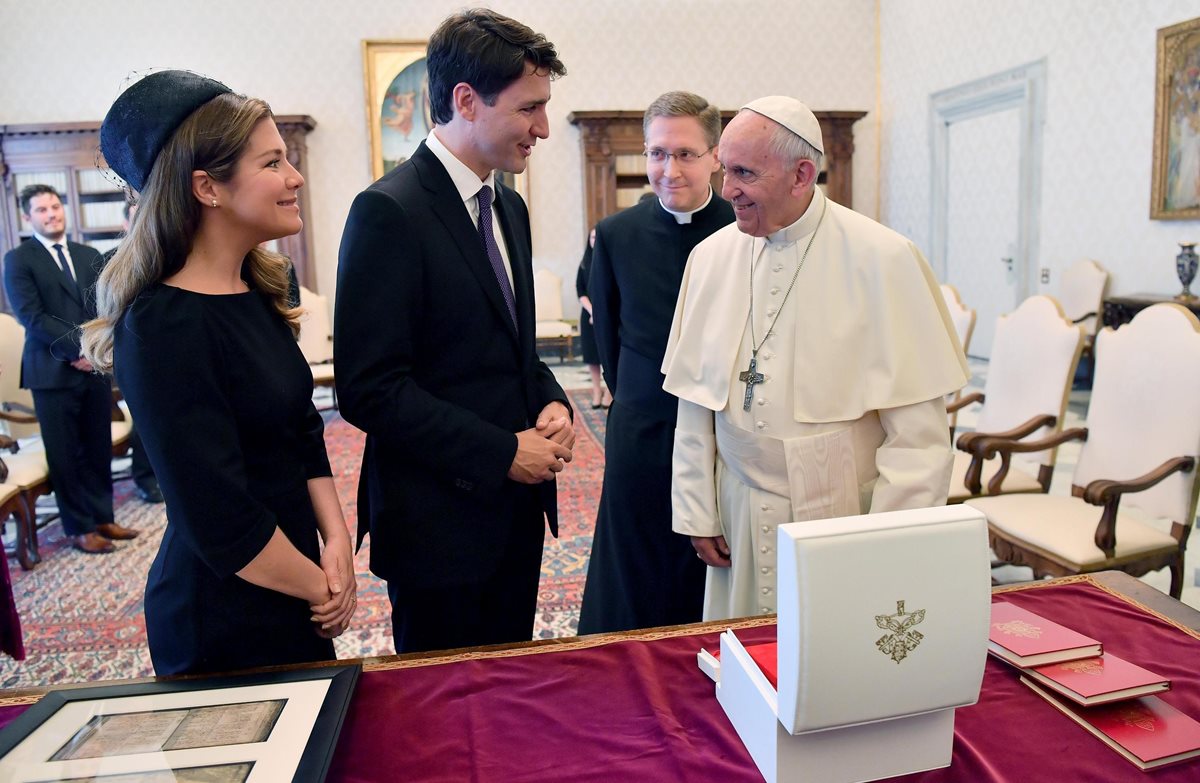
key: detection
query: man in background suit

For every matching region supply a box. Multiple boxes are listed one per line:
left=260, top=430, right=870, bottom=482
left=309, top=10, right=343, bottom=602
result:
left=336, top=9, right=573, bottom=653
left=3, top=184, right=139, bottom=553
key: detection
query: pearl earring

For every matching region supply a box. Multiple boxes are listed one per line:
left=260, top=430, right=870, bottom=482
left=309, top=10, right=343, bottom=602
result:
left=211, top=199, right=218, bottom=208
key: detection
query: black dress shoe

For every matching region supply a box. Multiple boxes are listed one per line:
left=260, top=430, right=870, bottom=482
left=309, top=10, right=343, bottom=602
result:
left=135, top=481, right=164, bottom=503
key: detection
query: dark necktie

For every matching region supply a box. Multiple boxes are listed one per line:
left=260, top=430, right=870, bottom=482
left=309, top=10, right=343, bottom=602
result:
left=476, top=185, right=518, bottom=330
left=52, top=243, right=76, bottom=287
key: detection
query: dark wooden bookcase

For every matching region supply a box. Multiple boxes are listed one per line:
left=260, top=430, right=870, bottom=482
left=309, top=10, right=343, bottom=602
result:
left=0, top=115, right=318, bottom=310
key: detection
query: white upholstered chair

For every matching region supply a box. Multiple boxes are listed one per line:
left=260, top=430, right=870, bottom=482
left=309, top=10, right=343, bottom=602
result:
left=533, top=269, right=574, bottom=362
left=940, top=284, right=977, bottom=435
left=1058, top=259, right=1108, bottom=386
left=298, top=286, right=336, bottom=408
left=1058, top=259, right=1109, bottom=339
left=968, top=304, right=1200, bottom=598
left=940, top=284, right=977, bottom=354
left=0, top=314, right=51, bottom=569
left=948, top=296, right=1084, bottom=502
left=0, top=314, right=38, bottom=441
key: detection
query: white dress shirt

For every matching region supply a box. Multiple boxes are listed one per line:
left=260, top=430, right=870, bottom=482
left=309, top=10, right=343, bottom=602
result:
left=425, top=130, right=515, bottom=289
left=33, top=232, right=79, bottom=282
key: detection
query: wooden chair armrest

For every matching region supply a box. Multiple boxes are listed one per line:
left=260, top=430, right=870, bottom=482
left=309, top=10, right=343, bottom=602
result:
left=1070, top=311, right=1097, bottom=325
left=974, top=427, right=1088, bottom=459
left=0, top=411, right=38, bottom=425
left=956, top=414, right=1057, bottom=453
left=1082, top=456, right=1196, bottom=505
left=1082, top=456, right=1196, bottom=556
left=0, top=400, right=38, bottom=424
left=959, top=426, right=1087, bottom=496
left=946, top=391, right=984, bottom=415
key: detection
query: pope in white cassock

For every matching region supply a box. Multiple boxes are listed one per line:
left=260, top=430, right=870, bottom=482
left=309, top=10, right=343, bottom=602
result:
left=662, top=96, right=970, bottom=620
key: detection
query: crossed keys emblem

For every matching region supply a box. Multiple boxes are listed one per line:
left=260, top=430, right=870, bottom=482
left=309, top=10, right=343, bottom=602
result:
left=875, top=600, right=926, bottom=664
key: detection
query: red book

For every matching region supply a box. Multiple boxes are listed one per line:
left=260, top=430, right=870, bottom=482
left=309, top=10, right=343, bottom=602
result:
left=1022, top=677, right=1200, bottom=770
left=1026, top=653, right=1170, bottom=706
left=988, top=601, right=1102, bottom=667
left=697, top=641, right=779, bottom=687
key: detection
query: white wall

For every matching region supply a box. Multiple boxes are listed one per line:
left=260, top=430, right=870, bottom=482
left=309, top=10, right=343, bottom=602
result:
left=0, top=0, right=878, bottom=314
left=880, top=0, right=1200, bottom=298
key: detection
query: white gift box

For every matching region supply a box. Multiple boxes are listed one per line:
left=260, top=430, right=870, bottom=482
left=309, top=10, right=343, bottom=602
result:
left=714, top=504, right=992, bottom=783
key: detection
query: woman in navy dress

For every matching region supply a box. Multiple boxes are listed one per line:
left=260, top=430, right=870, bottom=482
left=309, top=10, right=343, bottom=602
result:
left=576, top=229, right=611, bottom=409
left=83, top=71, right=356, bottom=675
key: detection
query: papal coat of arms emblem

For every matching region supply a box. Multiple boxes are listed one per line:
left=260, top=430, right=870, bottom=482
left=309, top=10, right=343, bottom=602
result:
left=993, top=619, right=1042, bottom=639
left=875, top=600, right=926, bottom=664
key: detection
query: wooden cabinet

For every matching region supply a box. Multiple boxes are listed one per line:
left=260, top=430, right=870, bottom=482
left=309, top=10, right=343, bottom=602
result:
left=1103, top=293, right=1200, bottom=328
left=566, top=109, right=866, bottom=234
left=0, top=115, right=319, bottom=309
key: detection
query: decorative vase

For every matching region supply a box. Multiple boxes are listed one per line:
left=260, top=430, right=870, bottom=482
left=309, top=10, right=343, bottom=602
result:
left=1176, top=242, right=1199, bottom=302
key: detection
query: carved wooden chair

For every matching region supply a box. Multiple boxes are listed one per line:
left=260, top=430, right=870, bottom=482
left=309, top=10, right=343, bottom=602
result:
left=940, top=284, right=977, bottom=436
left=0, top=314, right=51, bottom=569
left=967, top=304, right=1200, bottom=598
left=298, top=286, right=337, bottom=409
left=1058, top=259, right=1108, bottom=385
left=949, top=296, right=1084, bottom=503
left=533, top=269, right=575, bottom=363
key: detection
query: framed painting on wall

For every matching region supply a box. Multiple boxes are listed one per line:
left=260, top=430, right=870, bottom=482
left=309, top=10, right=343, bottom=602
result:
left=1152, top=16, right=1200, bottom=219
left=359, top=39, right=530, bottom=204
left=362, top=40, right=433, bottom=181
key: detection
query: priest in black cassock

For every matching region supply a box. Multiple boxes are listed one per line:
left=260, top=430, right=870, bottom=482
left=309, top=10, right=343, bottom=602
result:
left=578, top=92, right=734, bottom=633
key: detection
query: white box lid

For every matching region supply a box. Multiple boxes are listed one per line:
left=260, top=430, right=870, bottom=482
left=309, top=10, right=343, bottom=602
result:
left=775, top=504, right=991, bottom=734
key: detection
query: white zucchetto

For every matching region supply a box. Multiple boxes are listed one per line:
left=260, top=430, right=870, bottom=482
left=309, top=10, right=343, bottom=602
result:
left=741, top=96, right=824, bottom=154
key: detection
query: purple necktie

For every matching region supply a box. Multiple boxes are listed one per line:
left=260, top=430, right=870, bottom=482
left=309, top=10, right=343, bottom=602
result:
left=476, top=185, right=518, bottom=330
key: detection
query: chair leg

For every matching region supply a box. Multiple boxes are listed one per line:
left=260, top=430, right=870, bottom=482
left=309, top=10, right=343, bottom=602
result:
left=13, top=496, right=37, bottom=571
left=22, top=494, right=39, bottom=568
left=1169, top=559, right=1184, bottom=600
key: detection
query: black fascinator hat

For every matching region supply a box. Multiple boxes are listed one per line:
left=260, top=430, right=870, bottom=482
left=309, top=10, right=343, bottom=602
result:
left=100, top=70, right=232, bottom=192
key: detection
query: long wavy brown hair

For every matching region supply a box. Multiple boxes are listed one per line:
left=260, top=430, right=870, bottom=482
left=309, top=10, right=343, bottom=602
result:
left=82, top=92, right=300, bottom=373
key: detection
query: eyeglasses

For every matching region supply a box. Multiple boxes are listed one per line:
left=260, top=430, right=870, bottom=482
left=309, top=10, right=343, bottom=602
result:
left=643, top=146, right=715, bottom=166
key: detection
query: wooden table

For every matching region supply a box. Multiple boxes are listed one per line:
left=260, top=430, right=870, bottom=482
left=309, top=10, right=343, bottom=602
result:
left=1, top=572, right=1198, bottom=782
left=1103, top=293, right=1200, bottom=328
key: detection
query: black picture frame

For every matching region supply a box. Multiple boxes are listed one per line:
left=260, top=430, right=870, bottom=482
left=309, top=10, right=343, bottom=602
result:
left=0, top=664, right=360, bottom=782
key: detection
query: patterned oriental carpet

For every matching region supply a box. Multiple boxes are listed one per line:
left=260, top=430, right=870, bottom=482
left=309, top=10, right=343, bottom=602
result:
left=0, top=390, right=608, bottom=689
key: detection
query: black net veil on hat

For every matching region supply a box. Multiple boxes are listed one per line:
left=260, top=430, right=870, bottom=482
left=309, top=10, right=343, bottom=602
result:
left=98, top=69, right=233, bottom=193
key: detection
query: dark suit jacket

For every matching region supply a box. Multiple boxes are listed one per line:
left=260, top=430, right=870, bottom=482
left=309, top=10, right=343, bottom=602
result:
left=3, top=238, right=101, bottom=390
left=335, top=141, right=567, bottom=589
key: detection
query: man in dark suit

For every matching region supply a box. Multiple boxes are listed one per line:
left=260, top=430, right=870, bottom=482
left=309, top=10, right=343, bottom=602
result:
left=335, top=9, right=573, bottom=653
left=3, top=184, right=139, bottom=553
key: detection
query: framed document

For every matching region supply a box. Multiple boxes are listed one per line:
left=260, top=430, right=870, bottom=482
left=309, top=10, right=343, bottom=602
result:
left=0, top=665, right=359, bottom=783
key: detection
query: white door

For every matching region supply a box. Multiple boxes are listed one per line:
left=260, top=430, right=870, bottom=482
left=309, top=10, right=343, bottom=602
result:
left=944, top=108, right=1022, bottom=359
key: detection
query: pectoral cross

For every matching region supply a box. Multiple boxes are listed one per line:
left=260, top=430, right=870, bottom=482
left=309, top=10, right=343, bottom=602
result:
left=739, top=354, right=764, bottom=411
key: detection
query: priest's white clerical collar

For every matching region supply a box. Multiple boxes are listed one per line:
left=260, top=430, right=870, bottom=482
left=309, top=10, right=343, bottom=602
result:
left=766, top=186, right=826, bottom=246
left=660, top=188, right=713, bottom=224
